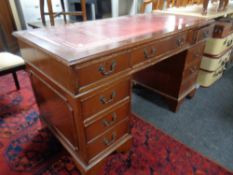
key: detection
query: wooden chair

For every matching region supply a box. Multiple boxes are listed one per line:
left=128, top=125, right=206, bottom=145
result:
left=140, top=0, right=163, bottom=13
left=40, top=0, right=87, bottom=26
left=0, top=52, right=25, bottom=90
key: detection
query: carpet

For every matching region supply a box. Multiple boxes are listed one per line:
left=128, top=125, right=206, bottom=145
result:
left=0, top=71, right=232, bottom=175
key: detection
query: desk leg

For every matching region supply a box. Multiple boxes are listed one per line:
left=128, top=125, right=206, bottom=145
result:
left=187, top=89, right=196, bottom=99
left=165, top=98, right=184, bottom=112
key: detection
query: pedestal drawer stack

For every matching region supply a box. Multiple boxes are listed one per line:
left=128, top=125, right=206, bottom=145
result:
left=198, top=20, right=233, bottom=87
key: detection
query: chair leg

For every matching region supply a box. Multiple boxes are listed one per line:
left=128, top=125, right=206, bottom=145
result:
left=81, top=0, right=87, bottom=21
left=60, top=0, right=67, bottom=23
left=40, top=0, right=46, bottom=26
left=12, top=72, right=20, bottom=90
left=47, top=0, right=55, bottom=26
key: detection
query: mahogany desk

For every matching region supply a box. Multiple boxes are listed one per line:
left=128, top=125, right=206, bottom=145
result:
left=14, top=13, right=213, bottom=175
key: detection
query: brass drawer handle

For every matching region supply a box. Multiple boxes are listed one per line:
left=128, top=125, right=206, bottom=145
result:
left=144, top=47, right=157, bottom=59
left=176, top=37, right=185, bottom=47
left=102, top=113, right=117, bottom=127
left=99, top=60, right=117, bottom=76
left=103, top=132, right=116, bottom=146
left=99, top=91, right=116, bottom=104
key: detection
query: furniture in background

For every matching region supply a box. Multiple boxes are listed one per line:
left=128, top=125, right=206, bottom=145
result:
left=141, top=0, right=230, bottom=15
left=141, top=0, right=155, bottom=13
left=111, top=0, right=140, bottom=17
left=15, top=13, right=213, bottom=174
left=198, top=19, right=233, bottom=87
left=68, top=0, right=96, bottom=20
left=0, top=52, right=25, bottom=90
left=19, top=0, right=68, bottom=28
left=202, top=0, right=229, bottom=15
left=0, top=0, right=18, bottom=53
left=40, top=0, right=87, bottom=26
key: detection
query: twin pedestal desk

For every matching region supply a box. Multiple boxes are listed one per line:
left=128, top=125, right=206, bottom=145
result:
left=15, top=13, right=214, bottom=175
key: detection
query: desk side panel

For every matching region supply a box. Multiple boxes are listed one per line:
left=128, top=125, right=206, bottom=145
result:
left=28, top=67, right=79, bottom=152
left=18, top=41, right=77, bottom=94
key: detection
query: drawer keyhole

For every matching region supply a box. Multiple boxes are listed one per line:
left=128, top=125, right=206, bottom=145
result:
left=99, top=61, right=117, bottom=76
left=99, top=91, right=116, bottom=104
left=102, top=113, right=117, bottom=127
left=103, top=132, right=116, bottom=146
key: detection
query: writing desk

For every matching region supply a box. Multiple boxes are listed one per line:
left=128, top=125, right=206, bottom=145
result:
left=14, top=13, right=213, bottom=175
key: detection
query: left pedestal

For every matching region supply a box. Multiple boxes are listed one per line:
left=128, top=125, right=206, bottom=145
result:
left=19, top=41, right=132, bottom=175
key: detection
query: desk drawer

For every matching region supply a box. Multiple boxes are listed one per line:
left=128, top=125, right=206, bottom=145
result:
left=74, top=51, right=130, bottom=88
left=131, top=32, right=188, bottom=66
left=84, top=101, right=130, bottom=142
left=185, top=42, right=205, bottom=69
left=180, top=73, right=198, bottom=95
left=86, top=118, right=129, bottom=160
left=195, top=25, right=213, bottom=42
left=80, top=79, right=130, bottom=119
left=183, top=60, right=201, bottom=78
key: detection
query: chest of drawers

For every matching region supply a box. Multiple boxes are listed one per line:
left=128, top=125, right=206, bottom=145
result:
left=198, top=66, right=226, bottom=87
left=204, top=34, right=233, bottom=56
left=14, top=13, right=213, bottom=174
left=204, top=21, right=233, bottom=56
left=197, top=49, right=231, bottom=87
left=198, top=19, right=233, bottom=87
left=200, top=50, right=231, bottom=71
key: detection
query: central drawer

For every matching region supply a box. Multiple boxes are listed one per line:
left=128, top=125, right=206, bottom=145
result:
left=80, top=79, right=130, bottom=119
left=131, top=32, right=188, bottom=66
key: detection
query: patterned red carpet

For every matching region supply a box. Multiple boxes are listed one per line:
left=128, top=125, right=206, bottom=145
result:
left=0, top=71, right=232, bottom=175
